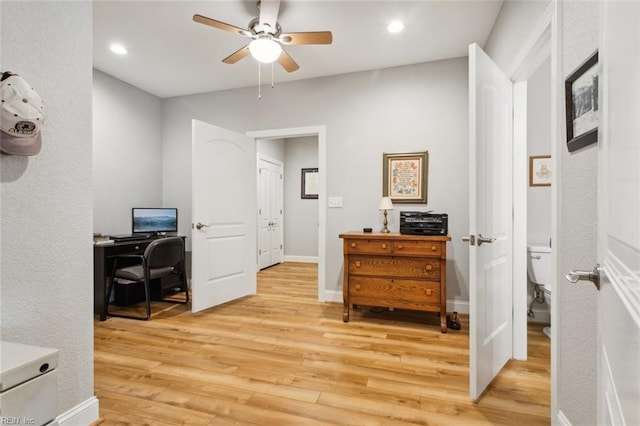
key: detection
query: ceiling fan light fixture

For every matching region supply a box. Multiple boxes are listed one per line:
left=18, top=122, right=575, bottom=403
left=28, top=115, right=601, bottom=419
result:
left=249, top=38, right=282, bottom=63
left=387, top=20, right=404, bottom=34
left=109, top=43, right=128, bottom=55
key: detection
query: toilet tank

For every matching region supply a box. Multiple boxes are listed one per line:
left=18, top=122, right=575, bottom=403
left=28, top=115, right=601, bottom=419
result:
left=527, top=245, right=552, bottom=291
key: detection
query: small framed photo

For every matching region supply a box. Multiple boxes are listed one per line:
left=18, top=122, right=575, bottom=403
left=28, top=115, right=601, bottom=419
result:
left=529, top=155, right=551, bottom=187
left=301, top=168, right=318, bottom=199
left=565, top=50, right=598, bottom=152
left=382, top=151, right=429, bottom=203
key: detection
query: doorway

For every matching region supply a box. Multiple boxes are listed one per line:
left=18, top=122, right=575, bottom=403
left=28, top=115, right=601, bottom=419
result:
left=248, top=125, right=327, bottom=302
left=524, top=56, right=552, bottom=328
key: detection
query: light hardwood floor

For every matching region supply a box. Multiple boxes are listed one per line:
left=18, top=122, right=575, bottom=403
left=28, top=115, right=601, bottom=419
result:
left=94, top=262, right=550, bottom=425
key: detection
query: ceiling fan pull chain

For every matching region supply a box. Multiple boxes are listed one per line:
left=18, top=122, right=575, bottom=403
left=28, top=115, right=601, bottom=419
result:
left=271, top=62, right=275, bottom=88
left=258, top=62, right=262, bottom=100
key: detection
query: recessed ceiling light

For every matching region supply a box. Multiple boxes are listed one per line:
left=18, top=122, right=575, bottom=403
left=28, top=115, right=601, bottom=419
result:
left=387, top=20, right=404, bottom=34
left=110, top=44, right=128, bottom=55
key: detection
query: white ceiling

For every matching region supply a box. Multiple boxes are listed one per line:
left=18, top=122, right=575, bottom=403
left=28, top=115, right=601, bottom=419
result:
left=93, top=1, right=504, bottom=98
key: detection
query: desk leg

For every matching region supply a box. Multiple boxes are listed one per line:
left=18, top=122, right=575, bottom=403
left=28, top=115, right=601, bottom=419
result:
left=94, top=249, right=107, bottom=321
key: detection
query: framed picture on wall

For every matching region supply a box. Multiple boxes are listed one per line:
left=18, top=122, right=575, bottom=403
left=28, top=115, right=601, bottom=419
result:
left=565, top=50, right=598, bottom=152
left=529, top=155, right=551, bottom=187
left=382, top=151, right=429, bottom=203
left=301, top=168, right=318, bottom=199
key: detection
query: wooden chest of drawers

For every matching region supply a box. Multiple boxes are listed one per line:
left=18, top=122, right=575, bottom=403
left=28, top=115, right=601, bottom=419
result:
left=339, top=232, right=451, bottom=332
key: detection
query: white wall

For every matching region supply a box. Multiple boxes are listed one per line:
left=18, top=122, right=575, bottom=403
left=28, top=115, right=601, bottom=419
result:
left=257, top=138, right=285, bottom=162
left=557, top=1, right=599, bottom=423
left=484, top=0, right=551, bottom=73
left=93, top=69, right=163, bottom=235
left=527, top=56, right=552, bottom=247
left=284, top=136, right=318, bottom=258
left=1, top=1, right=96, bottom=420
left=161, top=58, right=470, bottom=302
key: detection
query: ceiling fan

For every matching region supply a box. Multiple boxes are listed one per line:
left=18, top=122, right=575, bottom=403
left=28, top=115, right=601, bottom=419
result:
left=193, top=0, right=333, bottom=73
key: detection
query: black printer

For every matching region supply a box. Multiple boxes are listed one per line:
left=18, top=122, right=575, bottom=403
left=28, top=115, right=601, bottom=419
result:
left=400, top=212, right=448, bottom=236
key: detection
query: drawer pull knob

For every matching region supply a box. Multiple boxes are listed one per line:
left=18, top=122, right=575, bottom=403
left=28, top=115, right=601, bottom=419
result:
left=355, top=284, right=361, bottom=290
left=351, top=242, right=357, bottom=248
left=355, top=261, right=361, bottom=268
left=397, top=244, right=403, bottom=249
left=425, top=265, right=433, bottom=272
left=382, top=243, right=387, bottom=249
left=431, top=245, right=437, bottom=251
left=426, top=289, right=432, bottom=296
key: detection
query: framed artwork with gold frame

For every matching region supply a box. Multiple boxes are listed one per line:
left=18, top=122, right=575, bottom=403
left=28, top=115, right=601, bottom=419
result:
left=382, top=151, right=428, bottom=204
left=529, top=155, right=551, bottom=187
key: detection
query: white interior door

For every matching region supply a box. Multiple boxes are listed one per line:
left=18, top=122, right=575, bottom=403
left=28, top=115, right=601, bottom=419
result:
left=597, top=3, right=640, bottom=423
left=468, top=43, right=514, bottom=400
left=191, top=119, right=257, bottom=313
left=257, top=155, right=283, bottom=270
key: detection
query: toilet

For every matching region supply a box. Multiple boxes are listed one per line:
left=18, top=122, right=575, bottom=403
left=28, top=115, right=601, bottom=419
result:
left=527, top=244, right=552, bottom=338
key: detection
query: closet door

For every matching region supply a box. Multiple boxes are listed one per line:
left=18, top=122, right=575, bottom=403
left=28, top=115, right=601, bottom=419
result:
left=258, top=155, right=284, bottom=270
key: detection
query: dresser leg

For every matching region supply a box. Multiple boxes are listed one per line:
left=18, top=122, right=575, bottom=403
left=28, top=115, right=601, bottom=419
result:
left=343, top=305, right=350, bottom=322
left=440, top=316, right=448, bottom=333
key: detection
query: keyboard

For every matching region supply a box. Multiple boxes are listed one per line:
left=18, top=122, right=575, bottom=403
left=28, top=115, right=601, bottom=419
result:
left=110, top=234, right=152, bottom=242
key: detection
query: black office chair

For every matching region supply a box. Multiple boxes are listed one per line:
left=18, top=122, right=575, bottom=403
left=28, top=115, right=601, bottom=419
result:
left=105, top=237, right=189, bottom=320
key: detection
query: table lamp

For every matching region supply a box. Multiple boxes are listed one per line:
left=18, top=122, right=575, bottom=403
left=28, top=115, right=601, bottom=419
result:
left=378, top=197, right=394, bottom=233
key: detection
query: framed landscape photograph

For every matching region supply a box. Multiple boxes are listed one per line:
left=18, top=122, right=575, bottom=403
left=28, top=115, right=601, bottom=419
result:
left=382, top=151, right=428, bottom=204
left=301, top=168, right=318, bottom=199
left=529, top=155, right=551, bottom=187
left=565, top=50, right=598, bottom=152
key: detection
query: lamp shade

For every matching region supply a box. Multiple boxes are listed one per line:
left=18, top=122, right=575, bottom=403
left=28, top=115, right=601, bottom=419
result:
left=249, top=38, right=282, bottom=63
left=378, top=197, right=394, bottom=211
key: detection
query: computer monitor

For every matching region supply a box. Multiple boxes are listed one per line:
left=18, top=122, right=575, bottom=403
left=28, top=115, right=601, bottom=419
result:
left=132, top=207, right=178, bottom=234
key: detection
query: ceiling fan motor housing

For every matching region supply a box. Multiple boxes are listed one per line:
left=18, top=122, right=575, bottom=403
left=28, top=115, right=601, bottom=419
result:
left=249, top=17, right=282, bottom=39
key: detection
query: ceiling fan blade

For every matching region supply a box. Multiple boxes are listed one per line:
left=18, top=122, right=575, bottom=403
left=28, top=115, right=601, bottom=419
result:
left=258, top=0, right=281, bottom=30
left=193, top=14, right=251, bottom=38
left=278, top=50, right=299, bottom=73
left=222, top=45, right=251, bottom=64
left=279, top=31, right=333, bottom=45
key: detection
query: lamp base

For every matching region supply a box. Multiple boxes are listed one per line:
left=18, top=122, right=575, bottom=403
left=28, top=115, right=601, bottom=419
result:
left=381, top=210, right=390, bottom=233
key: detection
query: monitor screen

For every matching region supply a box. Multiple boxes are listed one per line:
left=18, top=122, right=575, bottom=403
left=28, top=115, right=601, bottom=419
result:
left=132, top=208, right=178, bottom=234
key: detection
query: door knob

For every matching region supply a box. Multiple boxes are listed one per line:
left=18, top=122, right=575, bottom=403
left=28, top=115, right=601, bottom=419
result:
left=477, top=234, right=496, bottom=246
left=566, top=264, right=601, bottom=290
left=195, top=222, right=209, bottom=230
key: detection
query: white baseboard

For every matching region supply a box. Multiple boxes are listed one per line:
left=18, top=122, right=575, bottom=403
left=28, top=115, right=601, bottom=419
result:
left=323, top=289, right=342, bottom=303
left=447, top=300, right=469, bottom=314
left=56, top=396, right=99, bottom=426
left=284, top=255, right=318, bottom=263
left=557, top=410, right=572, bottom=426
left=527, top=308, right=550, bottom=324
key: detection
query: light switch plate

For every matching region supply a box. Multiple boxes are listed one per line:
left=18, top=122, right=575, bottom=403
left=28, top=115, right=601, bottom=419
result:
left=328, top=197, right=343, bottom=208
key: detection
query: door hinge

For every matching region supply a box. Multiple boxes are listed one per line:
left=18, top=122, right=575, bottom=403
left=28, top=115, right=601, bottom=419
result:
left=280, top=244, right=283, bottom=250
